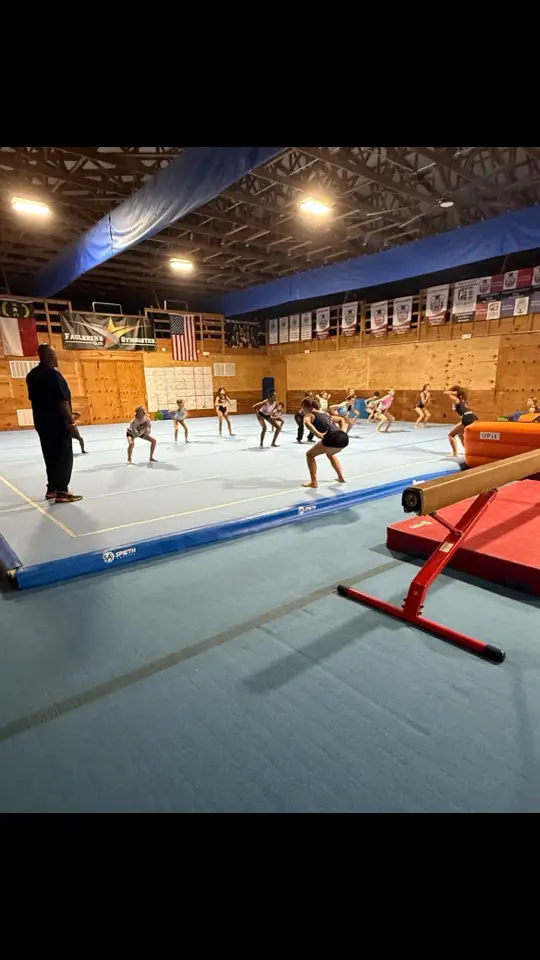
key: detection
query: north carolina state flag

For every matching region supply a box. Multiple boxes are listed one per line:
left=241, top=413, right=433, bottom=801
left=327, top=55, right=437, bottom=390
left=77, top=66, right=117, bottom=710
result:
left=0, top=300, right=38, bottom=357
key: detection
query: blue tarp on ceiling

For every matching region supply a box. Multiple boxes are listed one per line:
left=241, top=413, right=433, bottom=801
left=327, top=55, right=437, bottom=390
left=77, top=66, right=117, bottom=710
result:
left=32, top=147, right=285, bottom=298
left=218, top=204, right=540, bottom=317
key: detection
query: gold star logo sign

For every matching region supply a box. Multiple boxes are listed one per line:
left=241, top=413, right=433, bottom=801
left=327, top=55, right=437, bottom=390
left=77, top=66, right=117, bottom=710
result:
left=102, top=317, right=137, bottom=347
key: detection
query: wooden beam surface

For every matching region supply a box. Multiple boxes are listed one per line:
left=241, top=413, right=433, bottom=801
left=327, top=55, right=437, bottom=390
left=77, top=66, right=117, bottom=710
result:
left=402, top=447, right=540, bottom=515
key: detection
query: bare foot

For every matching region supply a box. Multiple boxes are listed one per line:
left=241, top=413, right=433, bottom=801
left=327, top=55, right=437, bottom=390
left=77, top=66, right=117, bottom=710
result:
left=336, top=478, right=346, bottom=483
left=302, top=481, right=318, bottom=488
left=150, top=457, right=158, bottom=462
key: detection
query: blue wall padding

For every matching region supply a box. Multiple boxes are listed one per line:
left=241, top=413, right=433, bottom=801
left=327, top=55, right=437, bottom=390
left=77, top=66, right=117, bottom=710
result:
left=32, top=147, right=285, bottom=297
left=218, top=204, right=540, bottom=316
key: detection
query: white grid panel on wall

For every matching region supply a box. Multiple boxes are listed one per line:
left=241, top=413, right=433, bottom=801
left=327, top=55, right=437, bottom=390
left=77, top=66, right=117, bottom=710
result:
left=213, top=363, right=235, bottom=377
left=17, top=409, right=34, bottom=426
left=9, top=360, right=38, bottom=379
left=144, top=366, right=214, bottom=413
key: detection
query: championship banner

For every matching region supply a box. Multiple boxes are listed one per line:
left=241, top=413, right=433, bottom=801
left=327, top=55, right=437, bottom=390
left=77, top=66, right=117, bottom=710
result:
left=486, top=300, right=502, bottom=320
left=279, top=316, right=289, bottom=343
left=370, top=300, right=388, bottom=337
left=268, top=318, right=278, bottom=345
left=341, top=302, right=358, bottom=337
left=452, top=279, right=479, bottom=322
left=301, top=312, right=312, bottom=341
left=533, top=266, right=540, bottom=288
left=425, top=284, right=449, bottom=325
left=514, top=295, right=530, bottom=316
left=316, top=307, right=330, bottom=339
left=225, top=318, right=261, bottom=349
left=60, top=312, right=156, bottom=351
left=500, top=295, right=521, bottom=318
left=530, top=289, right=540, bottom=313
left=289, top=314, right=300, bottom=342
left=503, top=268, right=533, bottom=291
left=392, top=296, right=413, bottom=332
left=478, top=275, right=503, bottom=297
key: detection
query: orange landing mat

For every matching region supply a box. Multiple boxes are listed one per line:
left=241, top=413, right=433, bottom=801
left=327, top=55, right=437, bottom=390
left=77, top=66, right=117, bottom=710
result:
left=387, top=480, right=540, bottom=595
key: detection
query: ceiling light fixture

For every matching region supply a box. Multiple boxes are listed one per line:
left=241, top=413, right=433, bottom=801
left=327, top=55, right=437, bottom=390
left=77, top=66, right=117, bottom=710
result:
left=11, top=196, right=50, bottom=216
left=298, top=197, right=331, bottom=216
left=439, top=199, right=455, bottom=209
left=169, top=257, right=194, bottom=273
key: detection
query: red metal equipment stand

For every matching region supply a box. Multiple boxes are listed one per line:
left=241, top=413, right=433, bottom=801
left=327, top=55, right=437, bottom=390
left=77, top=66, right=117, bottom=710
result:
left=337, top=489, right=506, bottom=663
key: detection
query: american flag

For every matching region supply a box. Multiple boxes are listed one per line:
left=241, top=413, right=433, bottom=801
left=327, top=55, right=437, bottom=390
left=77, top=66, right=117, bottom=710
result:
left=171, top=313, right=197, bottom=362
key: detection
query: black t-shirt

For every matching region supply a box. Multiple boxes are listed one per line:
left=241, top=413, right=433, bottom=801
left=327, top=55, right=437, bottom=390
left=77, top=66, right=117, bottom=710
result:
left=26, top=364, right=72, bottom=433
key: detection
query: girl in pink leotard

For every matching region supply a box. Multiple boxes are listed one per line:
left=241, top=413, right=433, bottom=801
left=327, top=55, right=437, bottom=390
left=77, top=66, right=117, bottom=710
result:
left=253, top=391, right=283, bottom=448
left=376, top=389, right=396, bottom=433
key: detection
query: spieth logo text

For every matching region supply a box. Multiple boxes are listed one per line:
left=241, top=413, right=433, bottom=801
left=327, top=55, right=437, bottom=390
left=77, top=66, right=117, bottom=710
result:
left=298, top=504, right=317, bottom=515
left=102, top=548, right=137, bottom=564
left=479, top=431, right=500, bottom=441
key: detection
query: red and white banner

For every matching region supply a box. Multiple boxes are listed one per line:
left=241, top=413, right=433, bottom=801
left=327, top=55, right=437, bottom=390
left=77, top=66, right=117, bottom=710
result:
left=425, top=284, right=449, bottom=325
left=316, top=307, right=330, bottom=339
left=532, top=266, right=540, bottom=288
left=289, top=314, right=300, bottom=342
left=392, top=296, right=413, bottom=332
left=478, top=275, right=504, bottom=296
left=0, top=301, right=38, bottom=357
left=503, top=268, right=533, bottom=291
left=301, top=312, right=312, bottom=341
left=370, top=300, right=388, bottom=337
left=341, top=302, right=358, bottom=337
left=279, top=317, right=289, bottom=343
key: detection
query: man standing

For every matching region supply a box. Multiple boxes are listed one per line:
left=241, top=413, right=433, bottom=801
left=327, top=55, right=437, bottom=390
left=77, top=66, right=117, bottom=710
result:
left=26, top=343, right=82, bottom=504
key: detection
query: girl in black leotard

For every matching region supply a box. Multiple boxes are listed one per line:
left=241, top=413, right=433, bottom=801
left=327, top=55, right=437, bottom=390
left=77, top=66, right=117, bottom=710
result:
left=414, top=383, right=431, bottom=428
left=445, top=385, right=478, bottom=456
left=300, top=398, right=349, bottom=488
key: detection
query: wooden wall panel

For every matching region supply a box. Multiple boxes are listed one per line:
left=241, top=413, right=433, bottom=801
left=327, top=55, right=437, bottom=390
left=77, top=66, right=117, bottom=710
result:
left=281, top=336, right=499, bottom=421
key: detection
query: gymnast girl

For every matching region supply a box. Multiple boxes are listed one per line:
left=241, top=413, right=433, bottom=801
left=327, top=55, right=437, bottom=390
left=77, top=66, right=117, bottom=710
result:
left=215, top=387, right=235, bottom=437
left=253, top=391, right=282, bottom=447
left=375, top=389, right=395, bottom=433
left=365, top=392, right=381, bottom=422
left=330, top=391, right=359, bottom=432
left=414, top=384, right=431, bottom=428
left=528, top=397, right=540, bottom=413
left=295, top=392, right=315, bottom=442
left=172, top=398, right=189, bottom=443
left=300, top=398, right=349, bottom=487
left=315, top=391, right=331, bottom=412
left=444, top=386, right=478, bottom=456
left=127, top=406, right=157, bottom=463
left=70, top=411, right=87, bottom=454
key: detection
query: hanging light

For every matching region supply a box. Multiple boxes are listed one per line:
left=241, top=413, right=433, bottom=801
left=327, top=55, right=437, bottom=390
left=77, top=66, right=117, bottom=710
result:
left=298, top=197, right=331, bottom=216
left=169, top=257, right=194, bottom=273
left=11, top=196, right=50, bottom=216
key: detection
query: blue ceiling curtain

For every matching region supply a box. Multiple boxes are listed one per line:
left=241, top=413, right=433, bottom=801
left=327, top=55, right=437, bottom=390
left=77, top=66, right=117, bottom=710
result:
left=32, top=147, right=286, bottom=297
left=218, top=204, right=540, bottom=317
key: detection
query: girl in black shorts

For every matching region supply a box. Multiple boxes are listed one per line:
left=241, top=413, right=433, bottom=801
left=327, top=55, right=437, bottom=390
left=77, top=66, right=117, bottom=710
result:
left=300, top=398, right=349, bottom=487
left=215, top=387, right=234, bottom=437
left=414, top=383, right=431, bottom=428
left=445, top=386, right=478, bottom=456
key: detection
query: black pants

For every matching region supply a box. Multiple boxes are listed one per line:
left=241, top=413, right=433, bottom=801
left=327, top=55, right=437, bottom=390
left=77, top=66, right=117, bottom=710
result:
left=295, top=413, right=314, bottom=442
left=37, top=429, right=73, bottom=494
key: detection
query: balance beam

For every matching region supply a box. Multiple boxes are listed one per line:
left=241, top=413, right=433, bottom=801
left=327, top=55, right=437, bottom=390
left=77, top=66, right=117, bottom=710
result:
left=401, top=447, right=540, bottom=516
left=338, top=448, right=540, bottom=663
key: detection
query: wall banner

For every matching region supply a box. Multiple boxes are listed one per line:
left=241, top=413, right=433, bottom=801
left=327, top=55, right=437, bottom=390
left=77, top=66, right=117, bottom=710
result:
left=289, top=314, right=300, bottom=342
left=279, top=316, right=289, bottom=343
left=268, top=318, right=278, bottom=345
left=60, top=312, right=156, bottom=350
left=301, top=312, right=313, bottom=341
left=425, top=284, right=449, bottom=325
left=341, top=302, right=358, bottom=337
left=392, top=296, right=413, bottom=332
left=452, top=279, right=479, bottom=322
left=316, top=307, right=330, bottom=339
left=370, top=300, right=388, bottom=337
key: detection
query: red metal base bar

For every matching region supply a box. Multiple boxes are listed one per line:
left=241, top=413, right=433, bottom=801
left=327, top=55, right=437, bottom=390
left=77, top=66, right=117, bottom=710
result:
left=337, top=489, right=506, bottom=664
